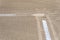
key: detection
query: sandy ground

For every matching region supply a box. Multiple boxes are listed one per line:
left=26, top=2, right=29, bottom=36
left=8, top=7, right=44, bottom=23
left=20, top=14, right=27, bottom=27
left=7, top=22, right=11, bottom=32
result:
left=0, top=0, right=60, bottom=40
left=0, top=16, right=44, bottom=40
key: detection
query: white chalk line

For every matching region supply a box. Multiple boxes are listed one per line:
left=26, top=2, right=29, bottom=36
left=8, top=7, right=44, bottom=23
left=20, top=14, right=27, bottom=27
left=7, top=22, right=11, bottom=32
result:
left=32, top=14, right=51, bottom=40
left=0, top=14, right=16, bottom=16
left=42, top=20, right=51, bottom=40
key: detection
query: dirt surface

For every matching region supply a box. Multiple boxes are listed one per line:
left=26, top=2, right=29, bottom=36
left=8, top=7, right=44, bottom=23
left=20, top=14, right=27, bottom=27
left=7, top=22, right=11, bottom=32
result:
left=0, top=16, right=39, bottom=40
left=0, top=0, right=60, bottom=40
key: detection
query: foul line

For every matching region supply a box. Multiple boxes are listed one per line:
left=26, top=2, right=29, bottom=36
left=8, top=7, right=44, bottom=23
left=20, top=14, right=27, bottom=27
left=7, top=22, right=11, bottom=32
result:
left=42, top=20, right=51, bottom=40
left=32, top=14, right=51, bottom=40
left=0, top=14, right=16, bottom=16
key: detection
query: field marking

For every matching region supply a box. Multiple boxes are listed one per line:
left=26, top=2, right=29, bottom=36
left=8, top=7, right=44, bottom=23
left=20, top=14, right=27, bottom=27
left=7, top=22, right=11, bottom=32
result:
left=46, top=15, right=59, bottom=40
left=32, top=14, right=52, bottom=40
left=42, top=20, right=51, bottom=40
left=32, top=13, right=45, bottom=17
left=0, top=14, right=16, bottom=16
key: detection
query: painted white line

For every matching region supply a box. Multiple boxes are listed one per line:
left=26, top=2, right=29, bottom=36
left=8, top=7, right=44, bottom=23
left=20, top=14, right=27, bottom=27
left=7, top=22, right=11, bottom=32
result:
left=32, top=14, right=45, bottom=17
left=42, top=20, right=51, bottom=40
left=0, top=14, right=16, bottom=16
left=32, top=14, right=52, bottom=40
left=35, top=16, right=42, bottom=40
